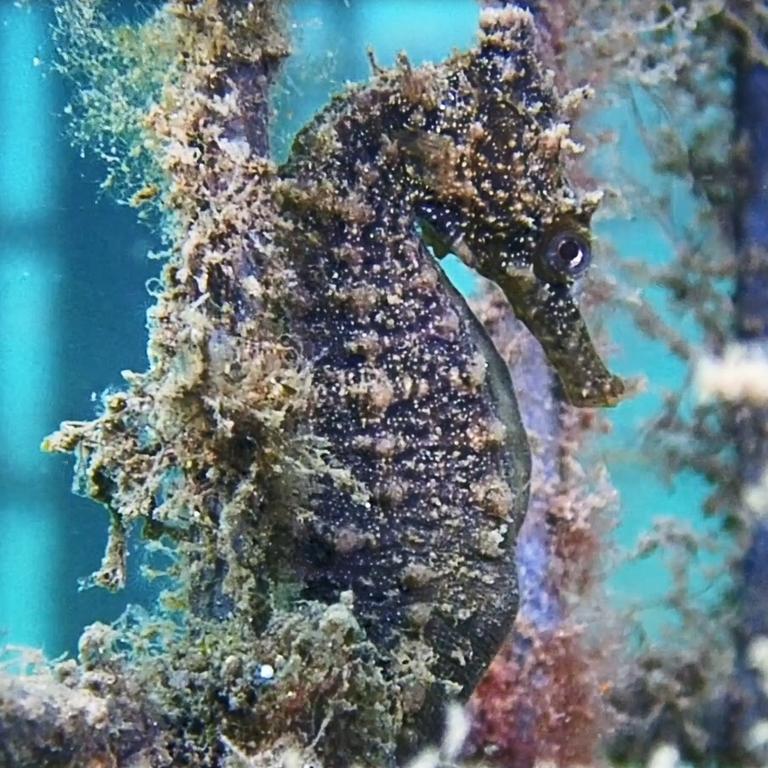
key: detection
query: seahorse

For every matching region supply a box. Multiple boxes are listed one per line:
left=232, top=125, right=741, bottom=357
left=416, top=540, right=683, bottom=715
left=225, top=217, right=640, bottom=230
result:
left=275, top=3, right=624, bottom=750
left=36, top=3, right=624, bottom=763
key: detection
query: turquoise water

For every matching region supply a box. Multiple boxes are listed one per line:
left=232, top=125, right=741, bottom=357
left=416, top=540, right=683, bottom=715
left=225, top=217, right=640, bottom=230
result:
left=0, top=2, right=156, bottom=653
left=0, top=0, right=717, bottom=658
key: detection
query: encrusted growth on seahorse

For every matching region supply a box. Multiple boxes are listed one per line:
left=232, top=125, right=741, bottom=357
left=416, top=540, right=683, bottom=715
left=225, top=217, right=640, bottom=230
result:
left=27, top=1, right=624, bottom=764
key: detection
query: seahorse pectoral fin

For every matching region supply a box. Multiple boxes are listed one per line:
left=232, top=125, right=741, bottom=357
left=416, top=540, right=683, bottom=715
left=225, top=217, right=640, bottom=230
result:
left=497, top=271, right=626, bottom=407
left=418, top=217, right=478, bottom=266
left=418, top=218, right=453, bottom=259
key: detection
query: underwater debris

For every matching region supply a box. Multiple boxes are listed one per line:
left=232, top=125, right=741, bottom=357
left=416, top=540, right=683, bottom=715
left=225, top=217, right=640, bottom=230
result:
left=3, top=0, right=625, bottom=765
left=696, top=343, right=768, bottom=406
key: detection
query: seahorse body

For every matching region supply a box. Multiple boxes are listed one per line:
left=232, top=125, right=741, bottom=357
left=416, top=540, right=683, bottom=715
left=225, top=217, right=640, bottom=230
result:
left=275, top=4, right=623, bottom=744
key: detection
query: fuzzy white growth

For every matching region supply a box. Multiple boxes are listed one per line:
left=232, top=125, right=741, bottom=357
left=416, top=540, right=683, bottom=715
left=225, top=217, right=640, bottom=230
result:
left=406, top=748, right=441, bottom=768
left=745, top=636, right=768, bottom=755
left=441, top=702, right=471, bottom=760
left=404, top=703, right=471, bottom=768
left=479, top=5, right=534, bottom=31
left=748, top=636, right=768, bottom=678
left=647, top=743, right=681, bottom=768
left=744, top=471, right=768, bottom=519
left=747, top=719, right=768, bottom=753
left=218, top=136, right=252, bottom=163
left=695, top=343, right=768, bottom=405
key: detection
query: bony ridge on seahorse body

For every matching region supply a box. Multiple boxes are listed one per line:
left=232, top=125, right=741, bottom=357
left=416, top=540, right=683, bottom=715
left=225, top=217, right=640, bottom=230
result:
left=275, top=3, right=624, bottom=754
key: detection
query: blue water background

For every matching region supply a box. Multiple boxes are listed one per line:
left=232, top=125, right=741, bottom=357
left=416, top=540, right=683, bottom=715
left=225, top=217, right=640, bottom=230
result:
left=0, top=0, right=722, bottom=656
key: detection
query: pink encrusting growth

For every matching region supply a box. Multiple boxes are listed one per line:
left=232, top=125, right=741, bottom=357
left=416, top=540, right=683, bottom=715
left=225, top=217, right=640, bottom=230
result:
left=470, top=621, right=604, bottom=767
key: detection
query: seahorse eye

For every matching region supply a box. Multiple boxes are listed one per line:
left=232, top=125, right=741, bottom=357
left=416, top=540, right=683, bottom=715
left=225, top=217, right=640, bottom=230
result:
left=542, top=231, right=591, bottom=281
left=558, top=238, right=583, bottom=266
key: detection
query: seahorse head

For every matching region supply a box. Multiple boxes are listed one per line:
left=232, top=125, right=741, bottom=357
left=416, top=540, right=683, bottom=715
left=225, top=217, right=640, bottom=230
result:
left=400, top=5, right=625, bottom=406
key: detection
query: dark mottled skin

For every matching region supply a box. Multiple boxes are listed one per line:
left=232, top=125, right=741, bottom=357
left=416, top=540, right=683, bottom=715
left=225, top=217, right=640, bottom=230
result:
left=274, top=5, right=623, bottom=731
left=277, top=159, right=529, bottom=697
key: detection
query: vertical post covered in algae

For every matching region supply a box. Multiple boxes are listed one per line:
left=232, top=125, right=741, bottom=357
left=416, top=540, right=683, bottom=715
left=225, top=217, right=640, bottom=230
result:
left=0, top=1, right=626, bottom=766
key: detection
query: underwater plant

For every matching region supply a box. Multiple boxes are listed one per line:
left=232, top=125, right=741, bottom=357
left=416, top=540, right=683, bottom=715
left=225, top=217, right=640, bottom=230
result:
left=0, top=0, right=630, bottom=766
